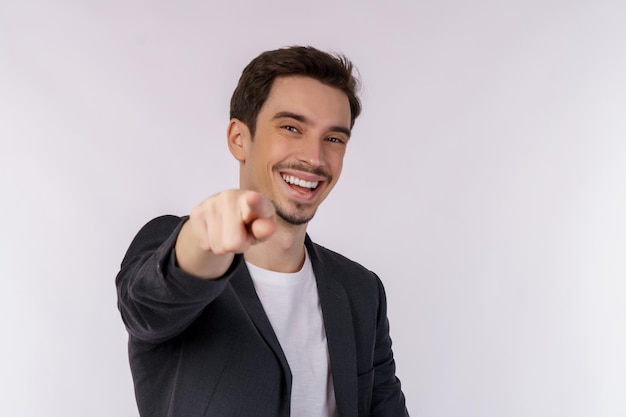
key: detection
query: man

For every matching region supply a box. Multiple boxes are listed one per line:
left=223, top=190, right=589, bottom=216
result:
left=116, top=46, right=409, bottom=417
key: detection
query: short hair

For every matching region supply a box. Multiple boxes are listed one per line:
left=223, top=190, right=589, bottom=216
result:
left=230, top=46, right=361, bottom=137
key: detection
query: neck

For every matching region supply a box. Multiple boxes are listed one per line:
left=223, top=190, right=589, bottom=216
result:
left=244, top=219, right=308, bottom=273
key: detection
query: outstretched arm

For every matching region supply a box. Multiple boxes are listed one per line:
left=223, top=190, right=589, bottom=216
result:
left=115, top=190, right=276, bottom=344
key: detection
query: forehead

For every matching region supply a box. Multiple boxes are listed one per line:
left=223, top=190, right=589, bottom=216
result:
left=260, top=76, right=351, bottom=128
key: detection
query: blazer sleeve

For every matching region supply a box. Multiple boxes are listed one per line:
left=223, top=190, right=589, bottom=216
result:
left=115, top=215, right=242, bottom=344
left=370, top=275, right=410, bottom=416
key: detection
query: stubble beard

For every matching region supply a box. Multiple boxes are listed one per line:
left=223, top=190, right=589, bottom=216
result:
left=274, top=200, right=316, bottom=226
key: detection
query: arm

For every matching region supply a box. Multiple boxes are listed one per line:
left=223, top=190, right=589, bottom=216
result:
left=115, top=215, right=239, bottom=344
left=115, top=190, right=276, bottom=344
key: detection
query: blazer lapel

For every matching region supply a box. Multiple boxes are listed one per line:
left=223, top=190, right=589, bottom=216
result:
left=306, top=237, right=358, bottom=417
left=230, top=261, right=293, bottom=390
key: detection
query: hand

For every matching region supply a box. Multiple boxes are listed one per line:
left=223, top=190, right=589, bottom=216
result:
left=191, top=190, right=276, bottom=254
left=175, top=190, right=276, bottom=279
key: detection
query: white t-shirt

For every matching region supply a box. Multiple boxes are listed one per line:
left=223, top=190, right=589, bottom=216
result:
left=246, top=250, right=337, bottom=417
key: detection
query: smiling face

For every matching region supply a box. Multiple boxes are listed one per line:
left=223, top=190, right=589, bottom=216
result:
left=228, top=75, right=352, bottom=227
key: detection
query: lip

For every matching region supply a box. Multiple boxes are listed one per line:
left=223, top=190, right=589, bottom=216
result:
left=276, top=171, right=325, bottom=203
left=278, top=168, right=328, bottom=183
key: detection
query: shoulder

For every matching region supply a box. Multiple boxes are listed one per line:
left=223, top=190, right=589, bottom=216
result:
left=307, top=237, right=383, bottom=294
left=121, top=215, right=187, bottom=267
left=309, top=239, right=372, bottom=273
left=135, top=215, right=186, bottom=237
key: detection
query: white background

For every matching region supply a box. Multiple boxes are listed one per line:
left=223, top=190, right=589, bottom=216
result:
left=1, top=1, right=625, bottom=416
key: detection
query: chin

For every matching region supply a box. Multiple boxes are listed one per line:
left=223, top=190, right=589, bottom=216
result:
left=275, top=205, right=317, bottom=226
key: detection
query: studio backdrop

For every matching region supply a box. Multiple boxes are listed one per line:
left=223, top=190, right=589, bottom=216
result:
left=1, top=1, right=625, bottom=416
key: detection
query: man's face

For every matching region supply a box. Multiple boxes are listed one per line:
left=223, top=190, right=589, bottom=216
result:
left=233, top=76, right=352, bottom=226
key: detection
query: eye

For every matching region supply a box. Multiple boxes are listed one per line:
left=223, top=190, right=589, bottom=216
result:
left=282, top=125, right=299, bottom=133
left=326, top=136, right=346, bottom=144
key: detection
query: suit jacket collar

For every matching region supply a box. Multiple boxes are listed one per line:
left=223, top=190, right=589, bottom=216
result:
left=230, top=259, right=293, bottom=399
left=230, top=236, right=358, bottom=417
left=306, top=236, right=358, bottom=417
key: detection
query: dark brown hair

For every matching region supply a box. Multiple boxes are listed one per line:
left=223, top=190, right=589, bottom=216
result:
left=230, top=46, right=361, bottom=137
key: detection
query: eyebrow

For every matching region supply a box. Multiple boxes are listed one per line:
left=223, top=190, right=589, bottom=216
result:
left=272, top=111, right=352, bottom=138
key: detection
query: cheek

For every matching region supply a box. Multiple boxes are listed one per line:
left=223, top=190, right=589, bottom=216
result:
left=328, top=151, right=345, bottom=174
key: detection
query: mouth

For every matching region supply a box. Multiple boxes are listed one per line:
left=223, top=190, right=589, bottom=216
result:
left=281, top=174, right=320, bottom=191
left=278, top=170, right=328, bottom=202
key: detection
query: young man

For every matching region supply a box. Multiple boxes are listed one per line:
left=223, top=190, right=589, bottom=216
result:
left=116, top=46, right=409, bottom=417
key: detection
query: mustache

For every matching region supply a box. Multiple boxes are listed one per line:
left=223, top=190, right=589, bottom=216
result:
left=273, top=163, right=331, bottom=181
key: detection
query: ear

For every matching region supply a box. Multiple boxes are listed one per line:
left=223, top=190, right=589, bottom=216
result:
left=227, top=119, right=250, bottom=162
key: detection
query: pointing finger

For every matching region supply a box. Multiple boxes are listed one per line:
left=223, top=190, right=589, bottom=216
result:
left=241, top=191, right=275, bottom=224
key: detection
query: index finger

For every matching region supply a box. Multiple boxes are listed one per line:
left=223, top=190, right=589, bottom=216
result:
left=241, top=191, right=275, bottom=224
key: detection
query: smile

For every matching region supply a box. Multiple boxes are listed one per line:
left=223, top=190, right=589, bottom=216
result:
left=281, top=174, right=319, bottom=190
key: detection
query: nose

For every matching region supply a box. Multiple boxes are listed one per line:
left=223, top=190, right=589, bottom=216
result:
left=295, top=136, right=325, bottom=167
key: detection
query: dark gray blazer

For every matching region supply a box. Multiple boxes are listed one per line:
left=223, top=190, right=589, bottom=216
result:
left=116, top=215, right=409, bottom=417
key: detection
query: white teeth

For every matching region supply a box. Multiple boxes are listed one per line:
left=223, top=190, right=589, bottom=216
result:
left=282, top=174, right=319, bottom=189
